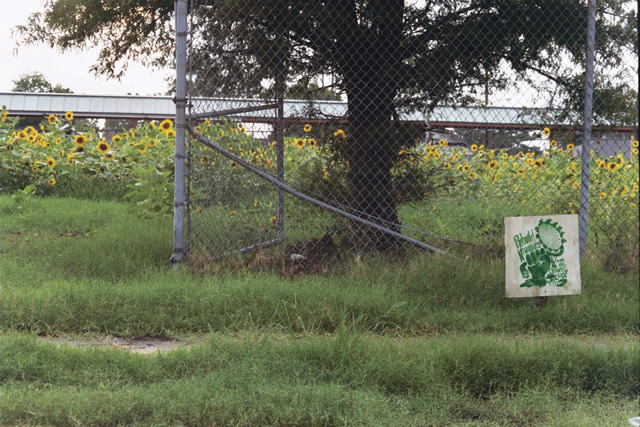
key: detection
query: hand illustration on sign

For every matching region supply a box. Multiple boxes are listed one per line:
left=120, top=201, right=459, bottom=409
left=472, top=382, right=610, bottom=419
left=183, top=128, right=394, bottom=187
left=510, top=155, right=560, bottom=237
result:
left=519, top=248, right=551, bottom=287
left=515, top=219, right=568, bottom=288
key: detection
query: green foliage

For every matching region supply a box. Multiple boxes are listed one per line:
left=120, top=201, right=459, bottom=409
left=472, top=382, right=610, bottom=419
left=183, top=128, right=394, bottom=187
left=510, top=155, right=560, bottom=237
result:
left=123, top=166, right=174, bottom=219
left=7, top=184, right=35, bottom=214
left=11, top=71, right=72, bottom=94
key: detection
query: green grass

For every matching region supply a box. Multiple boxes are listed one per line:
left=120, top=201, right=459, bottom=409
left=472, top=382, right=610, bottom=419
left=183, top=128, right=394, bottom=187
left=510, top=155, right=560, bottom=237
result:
left=1, top=195, right=638, bottom=425
left=1, top=332, right=638, bottom=425
left=0, top=196, right=636, bottom=336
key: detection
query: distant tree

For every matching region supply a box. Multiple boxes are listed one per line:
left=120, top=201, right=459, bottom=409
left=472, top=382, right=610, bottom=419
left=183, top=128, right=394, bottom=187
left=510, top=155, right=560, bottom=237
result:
left=12, top=72, right=72, bottom=94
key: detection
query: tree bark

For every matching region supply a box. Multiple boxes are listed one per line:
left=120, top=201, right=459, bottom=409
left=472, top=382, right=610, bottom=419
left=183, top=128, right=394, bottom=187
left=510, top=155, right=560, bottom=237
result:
left=339, top=0, right=404, bottom=250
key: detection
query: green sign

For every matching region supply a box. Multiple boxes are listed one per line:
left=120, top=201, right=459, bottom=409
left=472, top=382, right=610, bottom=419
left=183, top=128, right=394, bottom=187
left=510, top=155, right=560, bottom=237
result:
left=513, top=219, right=568, bottom=288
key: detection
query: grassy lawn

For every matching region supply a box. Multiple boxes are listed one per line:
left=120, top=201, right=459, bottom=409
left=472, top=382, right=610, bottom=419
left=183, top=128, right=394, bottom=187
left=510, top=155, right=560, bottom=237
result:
left=1, top=195, right=638, bottom=425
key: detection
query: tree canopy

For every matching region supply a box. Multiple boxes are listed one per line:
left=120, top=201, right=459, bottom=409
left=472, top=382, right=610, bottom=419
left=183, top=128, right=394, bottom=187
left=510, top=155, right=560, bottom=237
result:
left=15, top=0, right=637, bottom=124
left=12, top=71, right=72, bottom=94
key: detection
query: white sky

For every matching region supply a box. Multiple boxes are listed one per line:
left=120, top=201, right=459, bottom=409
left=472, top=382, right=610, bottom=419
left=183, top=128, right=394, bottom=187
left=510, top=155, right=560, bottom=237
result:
left=0, top=1, right=172, bottom=96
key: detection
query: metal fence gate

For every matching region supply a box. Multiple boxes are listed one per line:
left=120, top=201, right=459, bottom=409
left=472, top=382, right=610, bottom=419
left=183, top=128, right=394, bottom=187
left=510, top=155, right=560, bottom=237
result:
left=174, top=0, right=638, bottom=270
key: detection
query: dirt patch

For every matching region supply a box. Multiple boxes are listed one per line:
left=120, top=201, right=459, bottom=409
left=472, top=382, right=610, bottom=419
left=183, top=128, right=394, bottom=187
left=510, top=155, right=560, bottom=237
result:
left=37, top=335, right=206, bottom=355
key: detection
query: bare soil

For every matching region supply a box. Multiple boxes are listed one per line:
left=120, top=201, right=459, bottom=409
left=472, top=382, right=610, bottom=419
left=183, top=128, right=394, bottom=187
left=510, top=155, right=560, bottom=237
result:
left=36, top=335, right=206, bottom=355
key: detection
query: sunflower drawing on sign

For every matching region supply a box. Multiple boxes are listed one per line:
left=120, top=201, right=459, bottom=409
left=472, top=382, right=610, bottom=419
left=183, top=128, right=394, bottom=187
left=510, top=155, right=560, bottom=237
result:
left=513, top=219, right=568, bottom=288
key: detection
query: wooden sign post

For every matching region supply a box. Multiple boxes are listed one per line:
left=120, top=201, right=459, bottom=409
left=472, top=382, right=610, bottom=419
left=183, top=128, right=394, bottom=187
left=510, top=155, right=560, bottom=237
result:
left=504, top=215, right=581, bottom=298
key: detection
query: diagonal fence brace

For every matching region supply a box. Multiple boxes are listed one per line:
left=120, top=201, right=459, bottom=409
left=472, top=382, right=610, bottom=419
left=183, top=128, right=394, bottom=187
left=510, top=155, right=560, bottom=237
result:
left=188, top=126, right=449, bottom=256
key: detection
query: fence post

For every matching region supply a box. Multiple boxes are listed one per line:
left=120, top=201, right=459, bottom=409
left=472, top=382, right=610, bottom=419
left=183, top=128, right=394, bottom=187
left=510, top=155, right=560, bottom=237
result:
left=579, top=0, right=596, bottom=257
left=172, top=0, right=188, bottom=267
left=275, top=39, right=285, bottom=241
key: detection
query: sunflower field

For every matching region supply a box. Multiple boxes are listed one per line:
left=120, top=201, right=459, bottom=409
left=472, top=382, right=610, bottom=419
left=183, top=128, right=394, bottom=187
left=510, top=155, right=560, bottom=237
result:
left=1, top=106, right=638, bottom=265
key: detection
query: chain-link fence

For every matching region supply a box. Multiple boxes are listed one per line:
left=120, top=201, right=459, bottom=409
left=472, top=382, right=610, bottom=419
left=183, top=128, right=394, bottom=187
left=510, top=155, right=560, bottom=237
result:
left=174, top=0, right=638, bottom=272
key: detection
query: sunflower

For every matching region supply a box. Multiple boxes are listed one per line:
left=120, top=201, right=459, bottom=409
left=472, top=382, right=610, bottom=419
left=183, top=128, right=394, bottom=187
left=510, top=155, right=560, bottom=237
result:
left=254, top=199, right=259, bottom=207
left=148, top=138, right=157, bottom=147
left=47, top=177, right=56, bottom=186
left=517, top=168, right=525, bottom=177
left=96, top=140, right=110, bottom=154
left=74, top=135, right=87, bottom=146
left=632, top=140, right=639, bottom=148
left=462, top=163, right=470, bottom=172
left=468, top=172, right=477, bottom=180
left=230, top=210, right=237, bottom=216
left=597, top=161, right=606, bottom=170
left=599, top=192, right=606, bottom=199
left=295, top=138, right=305, bottom=148
left=65, top=111, right=74, bottom=121
left=1, top=111, right=8, bottom=122
left=166, top=129, right=176, bottom=137
left=159, top=119, right=173, bottom=132
left=303, top=124, right=312, bottom=132
left=55, top=137, right=62, bottom=145
left=491, top=173, right=500, bottom=184
left=550, top=140, right=557, bottom=148
left=219, top=129, right=225, bottom=138
left=231, top=161, right=239, bottom=169
left=308, top=138, right=317, bottom=148
left=200, top=155, right=210, bottom=165
left=17, top=131, right=27, bottom=139
left=271, top=215, right=277, bottom=225
left=112, top=135, right=121, bottom=143
left=543, top=127, right=550, bottom=137
left=567, top=143, right=575, bottom=151
left=633, top=148, right=639, bottom=156
left=238, top=124, right=247, bottom=133
left=444, top=162, right=452, bottom=169
left=46, top=157, right=56, bottom=168
left=607, top=162, right=618, bottom=172
left=137, top=144, right=148, bottom=154
left=47, top=114, right=57, bottom=125
left=470, top=144, right=478, bottom=152
left=487, top=160, right=498, bottom=169
left=105, top=152, right=115, bottom=161
left=439, top=139, right=448, bottom=147
left=333, top=129, right=346, bottom=139
left=74, top=146, right=85, bottom=153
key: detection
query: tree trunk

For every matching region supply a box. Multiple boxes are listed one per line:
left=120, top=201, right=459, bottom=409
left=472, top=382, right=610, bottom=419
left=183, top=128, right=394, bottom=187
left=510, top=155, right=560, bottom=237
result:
left=345, top=74, right=400, bottom=250
left=340, top=1, right=404, bottom=250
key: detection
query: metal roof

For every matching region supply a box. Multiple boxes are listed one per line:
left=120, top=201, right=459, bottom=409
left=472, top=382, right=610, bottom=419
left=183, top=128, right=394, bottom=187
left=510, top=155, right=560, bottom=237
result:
left=1, top=92, right=175, bottom=120
left=0, top=91, right=611, bottom=130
